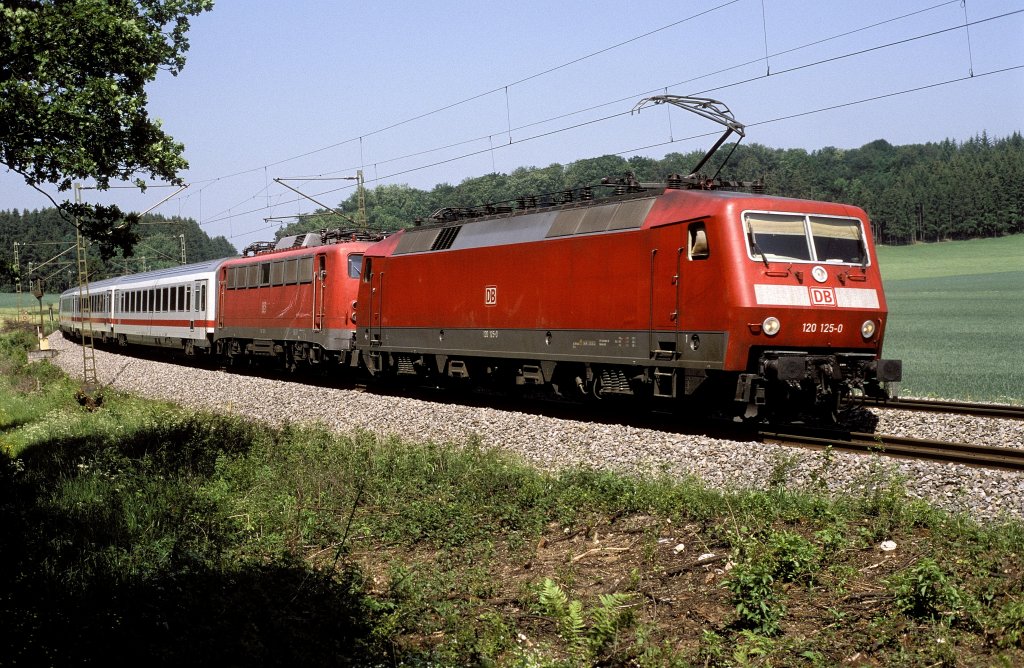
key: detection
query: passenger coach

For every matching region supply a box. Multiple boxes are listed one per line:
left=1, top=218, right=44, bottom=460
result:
left=58, top=259, right=224, bottom=354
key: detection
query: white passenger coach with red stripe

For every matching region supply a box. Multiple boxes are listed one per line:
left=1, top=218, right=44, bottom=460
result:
left=58, top=259, right=225, bottom=355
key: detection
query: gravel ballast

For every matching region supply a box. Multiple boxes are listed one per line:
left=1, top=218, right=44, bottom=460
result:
left=47, top=334, right=1024, bottom=522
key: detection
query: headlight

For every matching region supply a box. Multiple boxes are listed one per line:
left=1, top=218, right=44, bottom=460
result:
left=762, top=316, right=781, bottom=336
left=861, top=319, right=877, bottom=339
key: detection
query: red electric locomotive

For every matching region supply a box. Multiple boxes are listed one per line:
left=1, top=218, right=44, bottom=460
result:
left=353, top=178, right=901, bottom=421
left=215, top=229, right=386, bottom=368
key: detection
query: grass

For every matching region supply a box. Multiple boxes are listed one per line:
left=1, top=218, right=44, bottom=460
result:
left=877, top=234, right=1024, bottom=403
left=2, top=325, right=1024, bottom=665
left=0, top=292, right=60, bottom=308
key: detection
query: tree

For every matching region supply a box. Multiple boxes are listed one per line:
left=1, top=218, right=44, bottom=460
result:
left=0, top=0, right=213, bottom=258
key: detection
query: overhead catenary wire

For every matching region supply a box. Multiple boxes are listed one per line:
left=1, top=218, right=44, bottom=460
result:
left=226, top=0, right=970, bottom=191
left=200, top=62, right=1024, bottom=233
left=69, top=0, right=988, bottom=229
left=155, top=1, right=1011, bottom=237
left=202, top=0, right=1007, bottom=222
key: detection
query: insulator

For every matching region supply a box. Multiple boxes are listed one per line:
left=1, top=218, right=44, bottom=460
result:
left=667, top=174, right=683, bottom=190
left=579, top=186, right=593, bottom=201
left=752, top=180, right=765, bottom=194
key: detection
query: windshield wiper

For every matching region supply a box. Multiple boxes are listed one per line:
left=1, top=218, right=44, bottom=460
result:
left=751, top=239, right=770, bottom=268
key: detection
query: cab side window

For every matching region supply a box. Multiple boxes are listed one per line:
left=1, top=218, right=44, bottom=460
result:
left=688, top=222, right=710, bottom=260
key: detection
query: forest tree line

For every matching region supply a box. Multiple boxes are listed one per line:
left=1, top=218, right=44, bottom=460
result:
left=0, top=209, right=235, bottom=294
left=281, top=132, right=1024, bottom=246
left=3, top=132, right=1020, bottom=294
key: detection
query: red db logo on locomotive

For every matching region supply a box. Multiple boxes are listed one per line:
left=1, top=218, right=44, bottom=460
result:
left=484, top=285, right=497, bottom=306
left=809, top=287, right=836, bottom=306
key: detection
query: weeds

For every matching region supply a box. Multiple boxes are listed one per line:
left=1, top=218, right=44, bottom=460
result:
left=2, top=326, right=1024, bottom=665
left=888, top=557, right=967, bottom=623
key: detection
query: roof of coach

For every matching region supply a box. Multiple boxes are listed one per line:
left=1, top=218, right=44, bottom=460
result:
left=59, top=257, right=229, bottom=298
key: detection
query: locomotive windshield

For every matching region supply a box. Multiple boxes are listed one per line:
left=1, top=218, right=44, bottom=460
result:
left=743, top=212, right=867, bottom=265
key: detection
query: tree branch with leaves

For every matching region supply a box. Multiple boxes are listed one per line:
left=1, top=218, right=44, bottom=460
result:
left=0, top=0, right=213, bottom=258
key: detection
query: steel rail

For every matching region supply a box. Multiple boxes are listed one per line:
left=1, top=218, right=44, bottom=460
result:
left=760, top=429, right=1024, bottom=472
left=849, top=397, right=1024, bottom=420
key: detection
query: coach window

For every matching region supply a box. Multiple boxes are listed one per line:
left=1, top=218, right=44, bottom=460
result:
left=200, top=283, right=207, bottom=311
left=260, top=262, right=271, bottom=286
left=170, top=286, right=177, bottom=311
left=298, top=256, right=313, bottom=284
left=688, top=223, right=709, bottom=260
left=271, top=261, right=284, bottom=286
left=163, top=287, right=170, bottom=312
left=185, top=285, right=191, bottom=311
left=178, top=285, right=185, bottom=309
left=347, top=253, right=364, bottom=279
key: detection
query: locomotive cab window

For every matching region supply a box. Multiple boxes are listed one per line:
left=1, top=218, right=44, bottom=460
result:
left=348, top=253, right=364, bottom=279
left=809, top=216, right=865, bottom=264
left=744, top=213, right=811, bottom=261
left=688, top=223, right=709, bottom=260
left=743, top=211, right=868, bottom=266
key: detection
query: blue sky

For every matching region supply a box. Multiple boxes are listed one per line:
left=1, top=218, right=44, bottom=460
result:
left=2, top=0, right=1022, bottom=253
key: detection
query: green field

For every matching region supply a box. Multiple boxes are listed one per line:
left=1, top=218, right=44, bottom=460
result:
left=0, top=292, right=59, bottom=309
left=877, top=235, right=1024, bottom=404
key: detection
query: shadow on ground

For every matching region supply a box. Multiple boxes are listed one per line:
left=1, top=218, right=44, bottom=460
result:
left=0, top=420, right=384, bottom=666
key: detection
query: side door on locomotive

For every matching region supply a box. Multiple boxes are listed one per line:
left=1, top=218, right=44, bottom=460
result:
left=643, top=217, right=723, bottom=398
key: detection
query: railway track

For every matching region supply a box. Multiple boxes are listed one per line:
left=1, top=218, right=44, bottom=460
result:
left=850, top=396, right=1024, bottom=420
left=760, top=428, right=1024, bottom=472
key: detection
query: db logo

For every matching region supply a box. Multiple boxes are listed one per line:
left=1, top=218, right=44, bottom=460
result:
left=810, top=287, right=836, bottom=307
left=484, top=285, right=497, bottom=306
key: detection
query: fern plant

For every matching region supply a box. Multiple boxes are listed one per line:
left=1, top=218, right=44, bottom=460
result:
left=538, top=578, right=635, bottom=661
